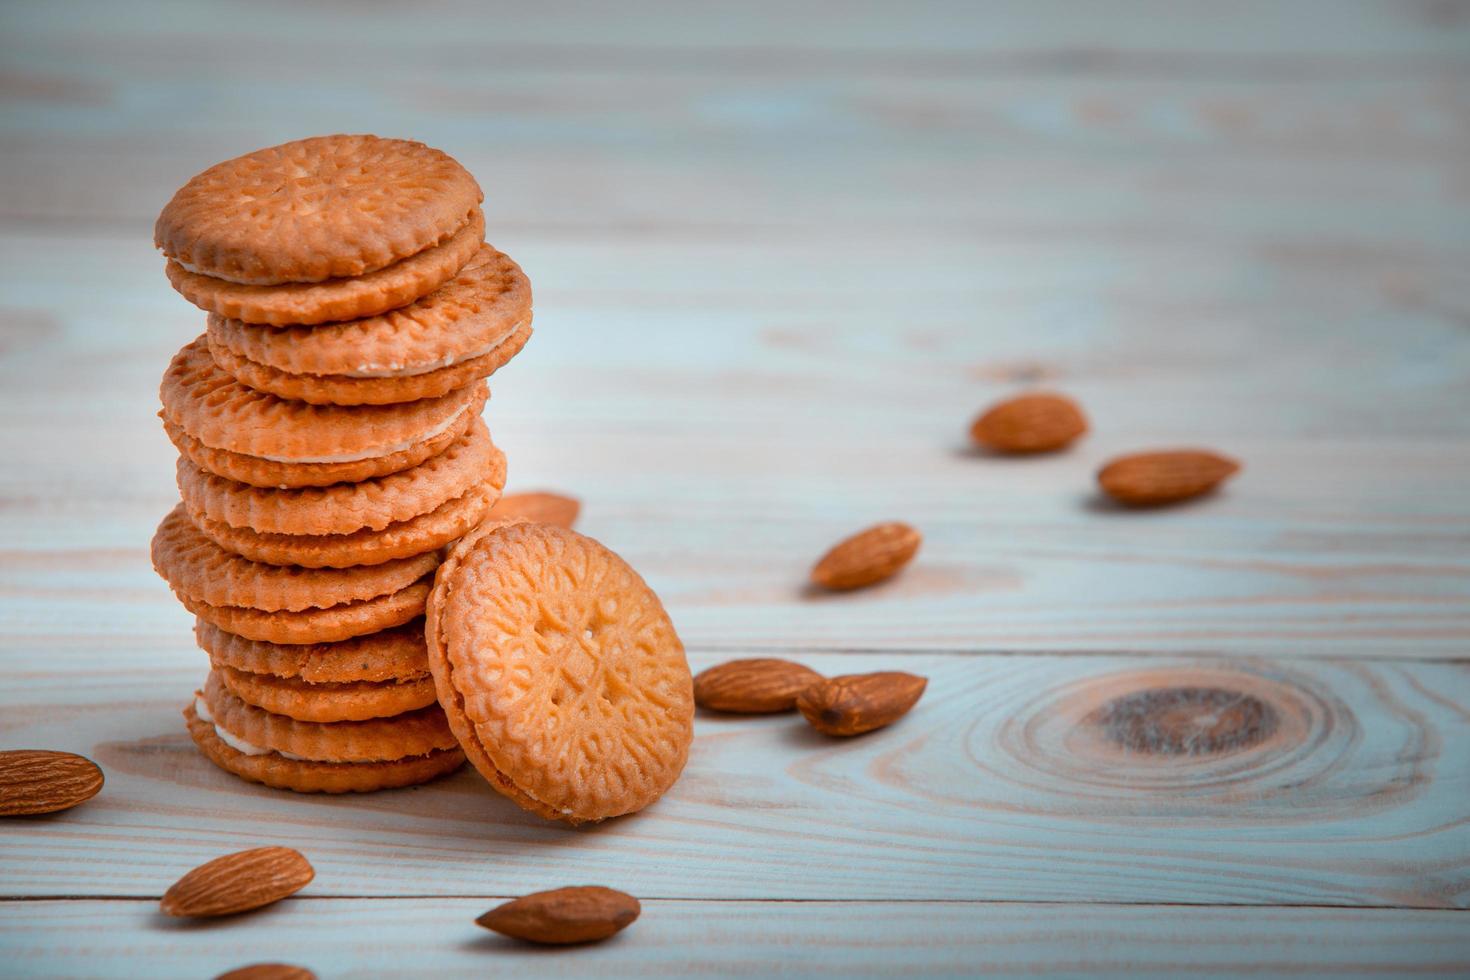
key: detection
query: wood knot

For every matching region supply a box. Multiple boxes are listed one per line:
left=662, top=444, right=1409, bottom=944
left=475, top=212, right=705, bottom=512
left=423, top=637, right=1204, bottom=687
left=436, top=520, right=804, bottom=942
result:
left=1088, top=686, right=1277, bottom=757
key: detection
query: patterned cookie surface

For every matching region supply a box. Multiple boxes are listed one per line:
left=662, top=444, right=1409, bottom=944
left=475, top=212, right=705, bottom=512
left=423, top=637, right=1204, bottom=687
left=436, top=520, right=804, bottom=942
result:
left=195, top=620, right=429, bottom=684
left=162, top=386, right=484, bottom=489
left=152, top=505, right=438, bottom=612
left=426, top=522, right=695, bottom=824
left=160, top=336, right=486, bottom=463
left=190, top=477, right=502, bottom=568
left=176, top=417, right=499, bottom=536
left=216, top=664, right=438, bottom=722
left=156, top=134, right=482, bottom=285
left=208, top=319, right=531, bottom=406
left=179, top=579, right=430, bottom=645
left=185, top=702, right=463, bottom=794
left=201, top=671, right=457, bottom=762
left=167, top=209, right=484, bottom=325
left=208, top=245, right=532, bottom=376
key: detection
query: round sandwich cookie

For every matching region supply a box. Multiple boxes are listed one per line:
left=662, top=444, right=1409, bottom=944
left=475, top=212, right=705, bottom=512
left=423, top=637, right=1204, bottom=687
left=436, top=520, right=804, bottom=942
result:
left=162, top=386, right=485, bottom=489
left=167, top=209, right=485, bottom=326
left=156, top=134, right=482, bottom=285
left=199, top=670, right=457, bottom=761
left=195, top=619, right=430, bottom=686
left=151, top=504, right=439, bottom=613
left=206, top=245, right=534, bottom=405
left=214, top=664, right=438, bottom=723
left=175, top=416, right=502, bottom=537
left=178, top=579, right=431, bottom=646
left=160, top=336, right=489, bottom=471
left=183, top=687, right=461, bottom=793
left=426, top=521, right=695, bottom=824
left=190, top=477, right=503, bottom=568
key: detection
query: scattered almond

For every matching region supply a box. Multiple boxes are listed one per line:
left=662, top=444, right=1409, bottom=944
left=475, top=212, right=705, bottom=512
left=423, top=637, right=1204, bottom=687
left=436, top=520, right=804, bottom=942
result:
left=161, top=846, right=314, bottom=918
left=694, top=658, right=825, bottom=714
left=0, top=749, right=104, bottom=816
left=477, top=886, right=640, bottom=945
left=1097, top=449, right=1240, bottom=506
left=811, top=522, right=921, bottom=591
left=797, top=672, right=927, bottom=736
left=970, top=391, right=1088, bottom=453
left=486, top=491, right=580, bottom=528
left=215, top=965, right=315, bottom=980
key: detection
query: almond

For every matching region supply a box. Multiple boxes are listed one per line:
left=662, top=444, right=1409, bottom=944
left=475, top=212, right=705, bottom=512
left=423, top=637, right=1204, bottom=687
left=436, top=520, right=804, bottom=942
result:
left=215, top=965, right=316, bottom=980
left=486, top=491, right=580, bottom=528
left=797, top=672, right=927, bottom=736
left=477, top=886, right=640, bottom=945
left=1097, top=449, right=1240, bottom=506
left=161, top=846, right=314, bottom=918
left=811, top=522, right=921, bottom=591
left=0, top=749, right=104, bottom=816
left=970, top=391, right=1088, bottom=453
left=693, top=658, right=825, bottom=713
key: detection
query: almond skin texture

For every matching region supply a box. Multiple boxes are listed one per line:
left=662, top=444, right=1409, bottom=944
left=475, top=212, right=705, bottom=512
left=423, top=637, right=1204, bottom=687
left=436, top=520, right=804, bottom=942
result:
left=1097, top=449, right=1241, bottom=506
left=797, top=672, right=928, bottom=736
left=970, top=392, right=1088, bottom=453
left=811, top=522, right=921, bottom=591
left=161, top=847, right=314, bottom=918
left=215, top=966, right=316, bottom=980
left=485, top=491, right=580, bottom=528
left=0, top=750, right=104, bottom=816
left=477, top=886, right=640, bottom=945
left=693, top=658, right=825, bottom=714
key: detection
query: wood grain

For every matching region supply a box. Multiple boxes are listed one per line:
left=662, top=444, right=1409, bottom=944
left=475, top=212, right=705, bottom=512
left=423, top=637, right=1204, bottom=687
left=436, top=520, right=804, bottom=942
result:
left=2, top=652, right=1465, bottom=907
left=2, top=899, right=1467, bottom=979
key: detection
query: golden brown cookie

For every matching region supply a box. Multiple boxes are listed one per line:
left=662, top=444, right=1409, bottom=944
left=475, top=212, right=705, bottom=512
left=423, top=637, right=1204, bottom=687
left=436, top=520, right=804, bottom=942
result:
left=426, top=521, right=694, bottom=824
left=175, top=417, right=500, bottom=536
left=215, top=665, right=438, bottom=722
left=205, top=245, right=534, bottom=404
left=190, top=478, right=502, bottom=568
left=162, top=385, right=485, bottom=489
left=209, top=319, right=530, bottom=406
left=184, top=701, right=463, bottom=794
left=166, top=209, right=485, bottom=326
left=200, top=671, right=456, bottom=761
left=195, top=619, right=429, bottom=684
left=156, top=134, right=482, bottom=285
left=180, top=579, right=431, bottom=645
left=151, top=505, right=438, bottom=612
left=159, top=336, right=487, bottom=467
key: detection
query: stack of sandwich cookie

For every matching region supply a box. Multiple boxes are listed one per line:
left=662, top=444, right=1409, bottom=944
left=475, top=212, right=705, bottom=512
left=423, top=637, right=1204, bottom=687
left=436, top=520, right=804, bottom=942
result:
left=150, top=135, right=533, bottom=793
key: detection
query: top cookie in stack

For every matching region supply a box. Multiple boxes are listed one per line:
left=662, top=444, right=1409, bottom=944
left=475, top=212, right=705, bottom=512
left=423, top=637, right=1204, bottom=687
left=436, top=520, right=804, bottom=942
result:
left=150, top=135, right=531, bottom=794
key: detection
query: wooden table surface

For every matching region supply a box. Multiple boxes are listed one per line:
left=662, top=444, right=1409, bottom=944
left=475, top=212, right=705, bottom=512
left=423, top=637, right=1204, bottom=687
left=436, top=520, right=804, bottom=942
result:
left=2, top=1, right=1468, bottom=976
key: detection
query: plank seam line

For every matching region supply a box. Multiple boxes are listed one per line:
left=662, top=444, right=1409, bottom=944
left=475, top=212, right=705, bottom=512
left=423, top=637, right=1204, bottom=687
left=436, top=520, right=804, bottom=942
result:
left=1, top=896, right=1464, bottom=911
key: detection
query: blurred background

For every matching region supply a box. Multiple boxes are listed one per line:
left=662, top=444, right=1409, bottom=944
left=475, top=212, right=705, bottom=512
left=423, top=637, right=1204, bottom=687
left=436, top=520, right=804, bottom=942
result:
left=1, top=0, right=1467, bottom=652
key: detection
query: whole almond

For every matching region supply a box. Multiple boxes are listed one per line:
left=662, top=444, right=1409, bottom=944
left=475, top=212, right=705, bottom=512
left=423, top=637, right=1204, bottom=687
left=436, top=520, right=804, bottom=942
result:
left=811, top=522, right=921, bottom=591
left=486, top=491, right=580, bottom=528
left=970, top=392, right=1088, bottom=453
left=215, top=966, right=316, bottom=980
left=477, top=886, right=640, bottom=945
left=1097, top=449, right=1240, bottom=506
left=0, top=749, right=104, bottom=816
left=161, top=846, right=314, bottom=918
left=797, top=672, right=928, bottom=736
left=694, top=658, right=825, bottom=713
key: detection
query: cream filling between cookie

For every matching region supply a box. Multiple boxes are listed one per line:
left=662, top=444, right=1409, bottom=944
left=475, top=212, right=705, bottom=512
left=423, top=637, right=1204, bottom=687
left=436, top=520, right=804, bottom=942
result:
left=255, top=404, right=475, bottom=464
left=195, top=695, right=309, bottom=761
left=338, top=320, right=526, bottom=378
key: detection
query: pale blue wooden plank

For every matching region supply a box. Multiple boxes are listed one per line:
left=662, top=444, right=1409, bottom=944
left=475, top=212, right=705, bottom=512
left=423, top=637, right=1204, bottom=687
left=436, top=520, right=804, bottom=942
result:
left=1, top=652, right=1465, bottom=906
left=1, top=899, right=1467, bottom=979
